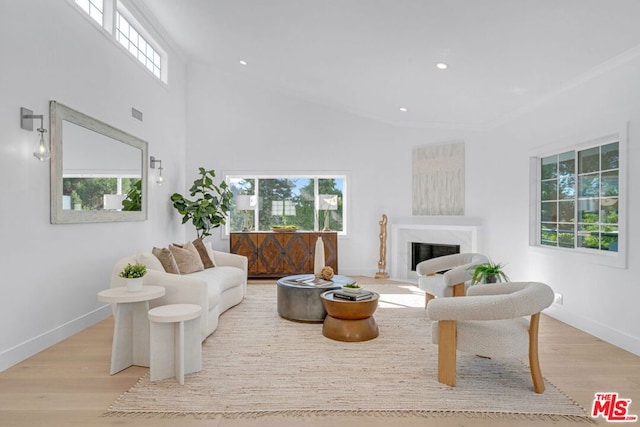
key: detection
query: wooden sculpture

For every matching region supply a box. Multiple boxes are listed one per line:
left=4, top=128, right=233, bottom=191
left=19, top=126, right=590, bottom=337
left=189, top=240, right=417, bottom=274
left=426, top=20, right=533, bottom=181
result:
left=375, top=214, right=390, bottom=279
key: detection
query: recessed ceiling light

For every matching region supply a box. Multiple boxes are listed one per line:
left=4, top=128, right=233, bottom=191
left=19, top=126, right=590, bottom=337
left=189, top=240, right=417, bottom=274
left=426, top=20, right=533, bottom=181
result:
left=399, top=107, right=408, bottom=112
left=436, top=62, right=448, bottom=70
left=239, top=60, right=248, bottom=66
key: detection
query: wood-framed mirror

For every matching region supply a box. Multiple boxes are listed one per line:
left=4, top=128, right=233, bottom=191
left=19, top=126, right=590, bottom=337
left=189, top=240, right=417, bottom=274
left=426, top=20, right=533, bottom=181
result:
left=50, top=101, right=148, bottom=224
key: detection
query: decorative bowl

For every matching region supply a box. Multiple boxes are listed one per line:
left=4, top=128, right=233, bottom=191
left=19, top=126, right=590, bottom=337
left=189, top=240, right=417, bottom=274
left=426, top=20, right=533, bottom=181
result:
left=271, top=226, right=297, bottom=233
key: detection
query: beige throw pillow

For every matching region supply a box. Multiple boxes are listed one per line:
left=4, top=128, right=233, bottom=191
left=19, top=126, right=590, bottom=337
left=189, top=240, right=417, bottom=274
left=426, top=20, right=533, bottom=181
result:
left=170, top=242, right=205, bottom=274
left=192, top=238, right=215, bottom=268
left=152, top=247, right=180, bottom=274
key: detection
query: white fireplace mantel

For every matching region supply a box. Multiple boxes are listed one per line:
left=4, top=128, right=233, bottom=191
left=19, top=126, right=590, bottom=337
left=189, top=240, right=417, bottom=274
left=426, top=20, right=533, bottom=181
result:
left=389, top=216, right=482, bottom=281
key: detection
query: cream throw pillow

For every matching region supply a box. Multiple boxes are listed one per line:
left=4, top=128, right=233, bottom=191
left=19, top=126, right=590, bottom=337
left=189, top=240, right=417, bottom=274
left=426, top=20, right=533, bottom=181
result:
left=170, top=241, right=205, bottom=274
left=152, top=247, right=180, bottom=274
left=203, top=240, right=218, bottom=266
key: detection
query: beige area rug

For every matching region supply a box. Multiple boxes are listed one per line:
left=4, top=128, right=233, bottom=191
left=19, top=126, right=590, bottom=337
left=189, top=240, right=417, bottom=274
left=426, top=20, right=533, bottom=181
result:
left=107, top=279, right=589, bottom=421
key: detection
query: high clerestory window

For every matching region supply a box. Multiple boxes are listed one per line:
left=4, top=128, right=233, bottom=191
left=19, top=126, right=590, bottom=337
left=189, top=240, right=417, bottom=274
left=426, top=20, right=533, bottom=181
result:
left=69, top=0, right=167, bottom=83
left=532, top=130, right=626, bottom=268
left=74, top=0, right=103, bottom=25
left=115, top=11, right=162, bottom=80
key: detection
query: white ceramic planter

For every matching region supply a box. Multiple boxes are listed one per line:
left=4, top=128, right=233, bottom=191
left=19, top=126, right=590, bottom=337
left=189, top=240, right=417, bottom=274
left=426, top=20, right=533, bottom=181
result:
left=126, top=277, right=144, bottom=292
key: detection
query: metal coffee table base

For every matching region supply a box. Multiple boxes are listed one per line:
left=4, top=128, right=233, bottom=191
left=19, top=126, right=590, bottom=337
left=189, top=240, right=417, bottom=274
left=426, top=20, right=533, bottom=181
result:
left=277, top=284, right=334, bottom=322
left=277, top=275, right=352, bottom=322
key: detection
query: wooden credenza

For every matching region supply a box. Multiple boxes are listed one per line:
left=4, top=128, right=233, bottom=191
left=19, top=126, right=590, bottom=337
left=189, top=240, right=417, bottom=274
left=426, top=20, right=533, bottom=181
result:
left=230, top=231, right=338, bottom=278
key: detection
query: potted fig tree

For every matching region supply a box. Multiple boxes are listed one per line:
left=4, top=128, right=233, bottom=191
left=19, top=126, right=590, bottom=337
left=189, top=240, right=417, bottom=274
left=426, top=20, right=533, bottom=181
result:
left=170, top=168, right=233, bottom=239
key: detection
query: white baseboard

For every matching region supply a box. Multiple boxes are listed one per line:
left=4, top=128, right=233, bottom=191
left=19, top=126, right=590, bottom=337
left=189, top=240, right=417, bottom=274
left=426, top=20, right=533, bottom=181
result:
left=545, top=305, right=640, bottom=356
left=0, top=305, right=112, bottom=372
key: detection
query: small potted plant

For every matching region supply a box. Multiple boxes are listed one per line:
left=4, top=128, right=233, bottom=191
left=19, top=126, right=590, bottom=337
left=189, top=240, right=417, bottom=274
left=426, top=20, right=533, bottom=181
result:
left=119, top=262, right=147, bottom=292
left=341, top=282, right=362, bottom=293
left=471, top=261, right=509, bottom=284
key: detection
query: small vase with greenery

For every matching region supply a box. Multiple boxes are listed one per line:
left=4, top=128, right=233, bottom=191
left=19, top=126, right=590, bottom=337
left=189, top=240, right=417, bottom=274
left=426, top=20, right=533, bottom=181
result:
left=171, top=168, right=233, bottom=239
left=119, top=262, right=147, bottom=291
left=470, top=261, right=509, bottom=284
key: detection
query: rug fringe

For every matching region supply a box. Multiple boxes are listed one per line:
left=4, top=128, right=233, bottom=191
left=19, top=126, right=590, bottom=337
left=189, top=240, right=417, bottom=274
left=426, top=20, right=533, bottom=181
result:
left=103, top=409, right=595, bottom=423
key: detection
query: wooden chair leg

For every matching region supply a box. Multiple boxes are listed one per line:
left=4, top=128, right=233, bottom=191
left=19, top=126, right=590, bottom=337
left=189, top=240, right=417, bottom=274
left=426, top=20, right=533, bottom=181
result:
left=438, top=320, right=457, bottom=387
left=424, top=293, right=435, bottom=309
left=529, top=312, right=545, bottom=393
left=452, top=283, right=465, bottom=297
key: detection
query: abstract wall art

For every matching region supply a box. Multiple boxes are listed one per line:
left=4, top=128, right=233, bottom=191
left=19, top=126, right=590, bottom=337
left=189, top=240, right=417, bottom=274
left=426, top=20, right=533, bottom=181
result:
left=412, top=142, right=465, bottom=215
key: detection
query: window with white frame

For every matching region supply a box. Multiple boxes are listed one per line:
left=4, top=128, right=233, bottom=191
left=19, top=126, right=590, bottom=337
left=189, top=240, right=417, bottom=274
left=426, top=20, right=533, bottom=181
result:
left=74, top=0, right=103, bottom=25
left=537, top=137, right=621, bottom=253
left=69, top=0, right=166, bottom=82
left=225, top=175, right=347, bottom=235
left=115, top=11, right=162, bottom=79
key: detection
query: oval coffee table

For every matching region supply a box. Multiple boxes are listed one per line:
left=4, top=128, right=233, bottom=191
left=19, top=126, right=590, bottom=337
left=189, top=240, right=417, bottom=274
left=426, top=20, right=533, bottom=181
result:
left=276, top=274, right=354, bottom=322
left=320, top=290, right=380, bottom=342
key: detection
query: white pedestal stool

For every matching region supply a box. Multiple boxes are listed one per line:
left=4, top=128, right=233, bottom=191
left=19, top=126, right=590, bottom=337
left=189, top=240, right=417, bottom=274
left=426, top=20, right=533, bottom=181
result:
left=148, top=304, right=202, bottom=385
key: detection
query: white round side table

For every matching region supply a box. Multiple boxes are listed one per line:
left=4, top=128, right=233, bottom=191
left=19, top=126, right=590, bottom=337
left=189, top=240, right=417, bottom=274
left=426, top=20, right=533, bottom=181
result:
left=97, top=285, right=165, bottom=375
left=148, top=304, right=202, bottom=385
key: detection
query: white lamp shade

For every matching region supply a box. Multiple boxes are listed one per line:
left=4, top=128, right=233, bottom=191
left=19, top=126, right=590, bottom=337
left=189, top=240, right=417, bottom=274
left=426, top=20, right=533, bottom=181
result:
left=103, top=194, right=126, bottom=210
left=319, top=194, right=338, bottom=210
left=236, top=195, right=257, bottom=210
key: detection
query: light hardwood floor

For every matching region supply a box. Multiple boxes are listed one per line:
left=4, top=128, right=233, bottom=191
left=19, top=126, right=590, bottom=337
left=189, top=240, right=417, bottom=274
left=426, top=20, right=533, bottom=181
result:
left=1, top=283, right=639, bottom=427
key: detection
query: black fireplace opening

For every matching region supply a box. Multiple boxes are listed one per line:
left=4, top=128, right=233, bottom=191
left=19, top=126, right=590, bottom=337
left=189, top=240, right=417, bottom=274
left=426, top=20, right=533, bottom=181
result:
left=411, top=242, right=460, bottom=271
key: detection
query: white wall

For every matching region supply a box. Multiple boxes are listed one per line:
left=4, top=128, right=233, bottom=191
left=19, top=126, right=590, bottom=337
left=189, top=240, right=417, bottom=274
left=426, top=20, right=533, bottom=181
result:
left=0, top=0, right=187, bottom=370
left=185, top=64, right=482, bottom=276
left=186, top=58, right=640, bottom=356
left=475, top=57, right=640, bottom=355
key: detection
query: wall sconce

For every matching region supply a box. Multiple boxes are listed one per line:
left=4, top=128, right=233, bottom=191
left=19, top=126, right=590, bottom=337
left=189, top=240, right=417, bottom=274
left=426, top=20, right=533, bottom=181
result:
left=150, top=155, right=164, bottom=185
left=20, top=107, right=50, bottom=161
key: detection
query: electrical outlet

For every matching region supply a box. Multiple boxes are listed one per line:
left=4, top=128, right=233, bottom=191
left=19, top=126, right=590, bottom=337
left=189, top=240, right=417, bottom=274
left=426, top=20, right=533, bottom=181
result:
left=554, top=293, right=563, bottom=305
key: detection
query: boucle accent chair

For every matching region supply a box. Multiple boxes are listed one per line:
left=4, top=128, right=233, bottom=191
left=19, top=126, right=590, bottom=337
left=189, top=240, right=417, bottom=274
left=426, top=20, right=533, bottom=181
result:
left=416, top=253, right=489, bottom=308
left=426, top=281, right=555, bottom=393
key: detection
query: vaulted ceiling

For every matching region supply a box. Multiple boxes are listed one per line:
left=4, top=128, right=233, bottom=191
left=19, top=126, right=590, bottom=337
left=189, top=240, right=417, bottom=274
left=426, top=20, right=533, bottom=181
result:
left=139, top=0, right=640, bottom=129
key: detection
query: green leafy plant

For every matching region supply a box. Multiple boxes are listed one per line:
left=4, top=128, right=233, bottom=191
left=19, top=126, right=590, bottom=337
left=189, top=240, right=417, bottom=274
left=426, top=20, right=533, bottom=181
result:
left=70, top=190, right=82, bottom=207
left=470, top=261, right=509, bottom=284
left=171, top=168, right=233, bottom=239
left=119, top=263, right=147, bottom=279
left=122, top=179, right=142, bottom=211
left=343, top=283, right=360, bottom=289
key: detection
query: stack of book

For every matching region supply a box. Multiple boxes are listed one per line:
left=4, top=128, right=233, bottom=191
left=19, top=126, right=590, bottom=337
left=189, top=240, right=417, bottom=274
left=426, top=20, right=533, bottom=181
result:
left=281, top=276, right=333, bottom=286
left=333, top=289, right=374, bottom=301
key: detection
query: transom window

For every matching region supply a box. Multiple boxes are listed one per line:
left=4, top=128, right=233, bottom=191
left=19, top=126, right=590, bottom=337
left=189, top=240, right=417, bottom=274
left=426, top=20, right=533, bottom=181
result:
left=69, top=0, right=166, bottom=83
left=225, top=175, right=347, bottom=235
left=74, top=0, right=103, bottom=25
left=539, top=141, right=619, bottom=252
left=115, top=12, right=162, bottom=79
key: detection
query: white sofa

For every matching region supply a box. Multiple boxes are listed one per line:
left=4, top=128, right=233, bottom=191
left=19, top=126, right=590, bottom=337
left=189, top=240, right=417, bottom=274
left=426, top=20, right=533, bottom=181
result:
left=110, top=249, right=247, bottom=341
